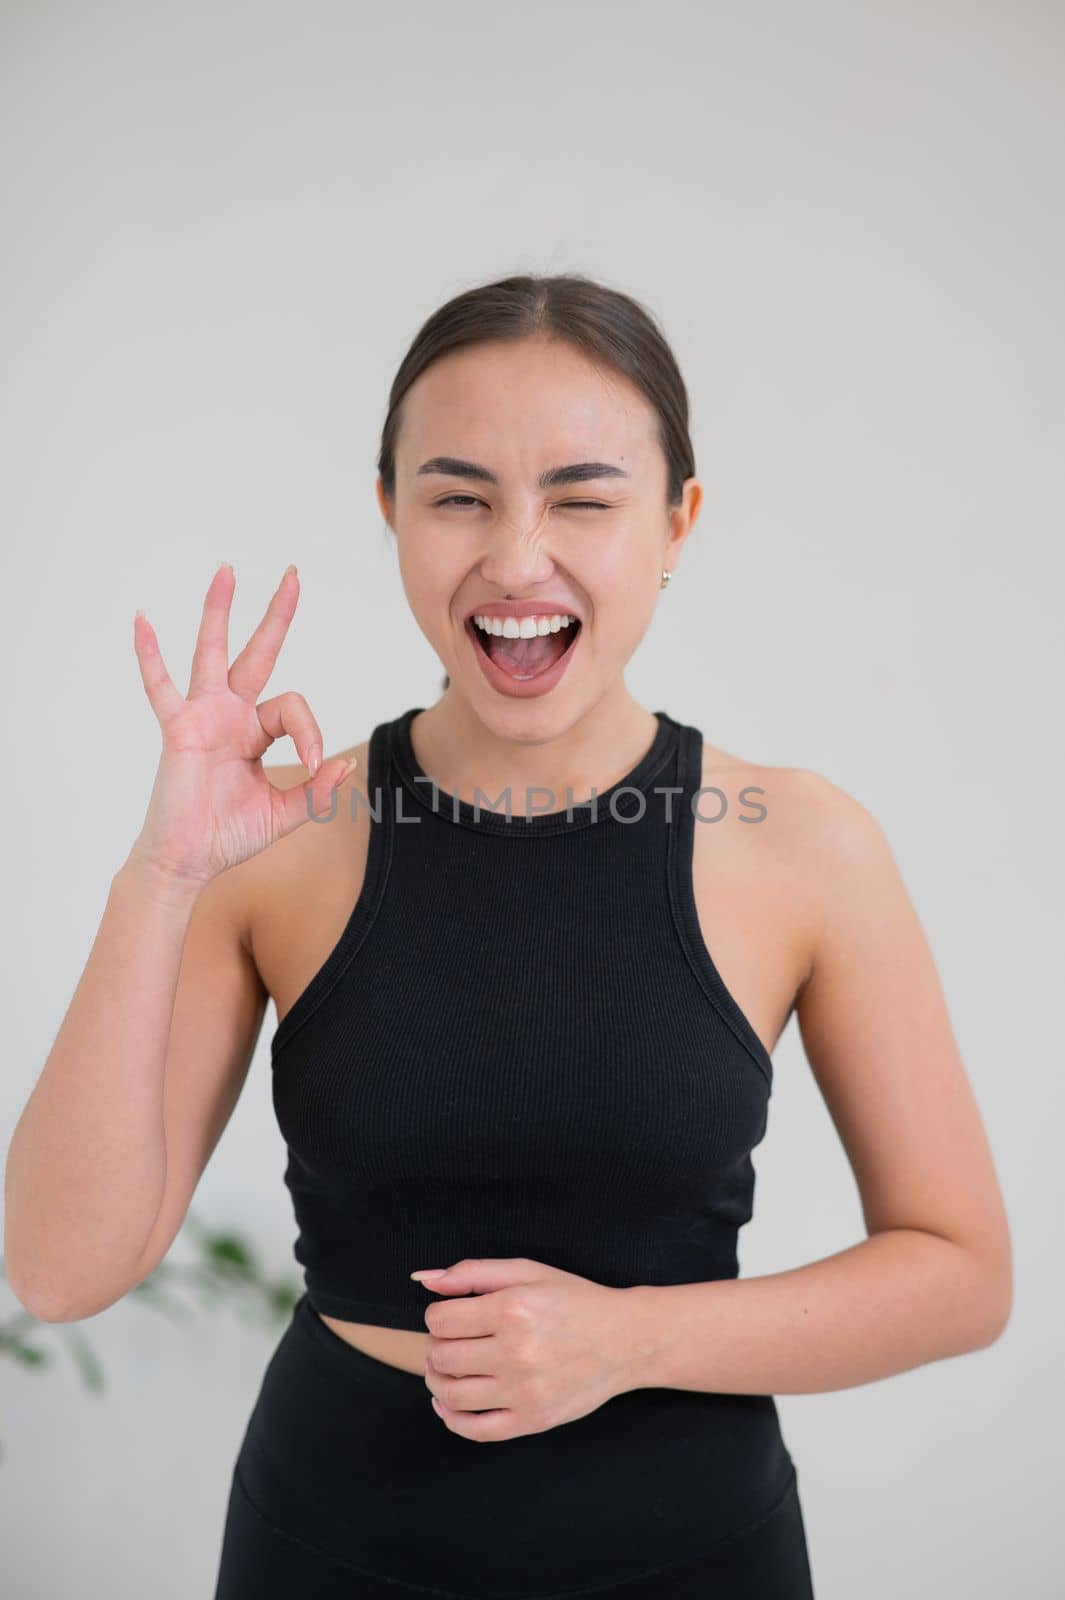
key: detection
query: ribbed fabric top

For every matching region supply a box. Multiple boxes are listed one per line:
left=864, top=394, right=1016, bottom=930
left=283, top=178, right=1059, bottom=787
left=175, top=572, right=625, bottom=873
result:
left=270, top=706, right=774, bottom=1332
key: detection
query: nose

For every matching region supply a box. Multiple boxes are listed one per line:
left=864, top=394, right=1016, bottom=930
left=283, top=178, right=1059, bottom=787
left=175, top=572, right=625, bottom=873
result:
left=477, top=514, right=559, bottom=595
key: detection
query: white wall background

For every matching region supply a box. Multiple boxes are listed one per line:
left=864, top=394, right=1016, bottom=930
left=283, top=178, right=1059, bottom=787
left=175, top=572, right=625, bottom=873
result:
left=2, top=2, right=1062, bottom=1595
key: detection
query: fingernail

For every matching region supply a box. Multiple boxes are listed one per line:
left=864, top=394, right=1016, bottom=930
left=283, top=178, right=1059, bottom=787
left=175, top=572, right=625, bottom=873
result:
left=284, top=563, right=298, bottom=576
left=307, top=743, right=322, bottom=775
left=410, top=1269, right=447, bottom=1281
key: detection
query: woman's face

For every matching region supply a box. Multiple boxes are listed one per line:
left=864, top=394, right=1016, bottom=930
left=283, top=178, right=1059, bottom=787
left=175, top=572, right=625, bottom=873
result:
left=377, top=335, right=700, bottom=724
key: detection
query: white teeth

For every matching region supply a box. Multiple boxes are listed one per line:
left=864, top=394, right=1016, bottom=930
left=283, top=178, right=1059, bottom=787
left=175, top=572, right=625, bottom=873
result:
left=472, top=613, right=578, bottom=637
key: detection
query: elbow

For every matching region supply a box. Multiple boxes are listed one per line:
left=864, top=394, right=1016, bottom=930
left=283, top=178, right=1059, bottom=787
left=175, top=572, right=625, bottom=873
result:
left=12, top=1287, right=120, bottom=1324
left=4, top=1265, right=71, bottom=1324
left=4, top=1215, right=152, bottom=1324
left=4, top=1259, right=127, bottom=1325
left=961, top=1249, right=1014, bottom=1352
left=929, top=1217, right=1013, bottom=1353
left=972, top=1283, right=1013, bottom=1350
left=3, top=1208, right=83, bottom=1322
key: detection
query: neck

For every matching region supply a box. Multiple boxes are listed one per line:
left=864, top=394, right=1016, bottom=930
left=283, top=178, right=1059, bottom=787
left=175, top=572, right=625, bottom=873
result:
left=408, top=684, right=660, bottom=810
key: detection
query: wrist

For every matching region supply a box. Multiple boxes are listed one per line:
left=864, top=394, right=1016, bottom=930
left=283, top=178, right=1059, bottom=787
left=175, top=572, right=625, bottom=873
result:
left=117, top=842, right=213, bottom=909
left=613, top=1283, right=673, bottom=1392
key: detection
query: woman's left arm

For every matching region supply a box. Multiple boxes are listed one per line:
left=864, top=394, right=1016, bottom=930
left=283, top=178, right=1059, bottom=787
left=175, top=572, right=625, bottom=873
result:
left=624, top=773, right=1014, bottom=1396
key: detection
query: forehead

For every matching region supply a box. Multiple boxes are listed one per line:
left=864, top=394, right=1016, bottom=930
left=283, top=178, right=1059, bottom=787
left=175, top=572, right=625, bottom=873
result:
left=396, top=338, right=659, bottom=476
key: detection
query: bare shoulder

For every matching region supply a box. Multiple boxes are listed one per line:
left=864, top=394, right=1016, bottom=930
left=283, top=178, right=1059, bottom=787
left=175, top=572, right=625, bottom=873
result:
left=760, top=763, right=895, bottom=878
left=745, top=760, right=903, bottom=979
left=697, top=740, right=894, bottom=1005
left=700, top=738, right=887, bottom=861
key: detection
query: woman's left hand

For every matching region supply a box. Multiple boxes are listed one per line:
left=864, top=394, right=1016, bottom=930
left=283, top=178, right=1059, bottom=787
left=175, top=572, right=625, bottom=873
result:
left=411, top=1257, right=651, bottom=1441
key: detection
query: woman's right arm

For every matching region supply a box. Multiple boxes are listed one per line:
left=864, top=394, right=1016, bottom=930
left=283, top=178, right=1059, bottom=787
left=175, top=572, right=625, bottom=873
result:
left=3, top=562, right=355, bottom=1322
left=3, top=844, right=265, bottom=1321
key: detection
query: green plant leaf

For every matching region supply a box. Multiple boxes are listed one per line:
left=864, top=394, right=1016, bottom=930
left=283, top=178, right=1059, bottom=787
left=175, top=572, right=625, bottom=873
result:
left=61, top=1329, right=107, bottom=1392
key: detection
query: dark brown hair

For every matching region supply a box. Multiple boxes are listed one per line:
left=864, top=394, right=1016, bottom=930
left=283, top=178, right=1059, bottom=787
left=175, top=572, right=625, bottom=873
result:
left=376, top=271, right=696, bottom=691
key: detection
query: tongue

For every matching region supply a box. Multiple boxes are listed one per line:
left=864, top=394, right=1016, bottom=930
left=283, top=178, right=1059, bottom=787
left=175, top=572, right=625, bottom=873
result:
left=486, top=628, right=570, bottom=677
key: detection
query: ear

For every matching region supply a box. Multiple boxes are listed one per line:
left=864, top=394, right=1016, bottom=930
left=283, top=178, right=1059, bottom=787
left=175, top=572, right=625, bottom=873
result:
left=375, top=475, right=394, bottom=531
left=666, top=476, right=703, bottom=564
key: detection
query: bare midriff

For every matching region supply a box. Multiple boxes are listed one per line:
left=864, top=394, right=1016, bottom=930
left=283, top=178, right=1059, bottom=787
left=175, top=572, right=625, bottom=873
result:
left=317, top=1312, right=431, bottom=1374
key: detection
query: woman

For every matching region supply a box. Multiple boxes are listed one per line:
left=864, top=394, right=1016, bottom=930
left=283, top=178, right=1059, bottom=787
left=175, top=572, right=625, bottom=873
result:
left=6, top=273, right=1012, bottom=1598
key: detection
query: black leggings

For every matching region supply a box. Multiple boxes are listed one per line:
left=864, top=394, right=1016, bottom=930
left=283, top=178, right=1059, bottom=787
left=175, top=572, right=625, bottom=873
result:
left=213, top=1292, right=815, bottom=1598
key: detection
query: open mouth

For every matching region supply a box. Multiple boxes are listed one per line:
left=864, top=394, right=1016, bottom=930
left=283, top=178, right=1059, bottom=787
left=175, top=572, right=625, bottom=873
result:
left=466, top=614, right=583, bottom=681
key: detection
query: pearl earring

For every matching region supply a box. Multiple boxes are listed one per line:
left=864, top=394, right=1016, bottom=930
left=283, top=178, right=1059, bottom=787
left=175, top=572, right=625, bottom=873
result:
left=660, top=569, right=672, bottom=589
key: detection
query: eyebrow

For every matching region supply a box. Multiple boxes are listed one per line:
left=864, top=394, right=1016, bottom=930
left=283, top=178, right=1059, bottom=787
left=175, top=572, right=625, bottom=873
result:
left=416, top=457, right=630, bottom=489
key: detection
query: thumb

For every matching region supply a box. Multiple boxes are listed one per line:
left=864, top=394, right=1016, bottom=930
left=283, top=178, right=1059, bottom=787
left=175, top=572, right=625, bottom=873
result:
left=275, top=754, right=358, bottom=839
left=409, top=1258, right=538, bottom=1295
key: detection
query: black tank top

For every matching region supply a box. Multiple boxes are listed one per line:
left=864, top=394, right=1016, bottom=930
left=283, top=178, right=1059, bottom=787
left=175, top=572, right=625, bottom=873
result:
left=270, top=705, right=774, bottom=1331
